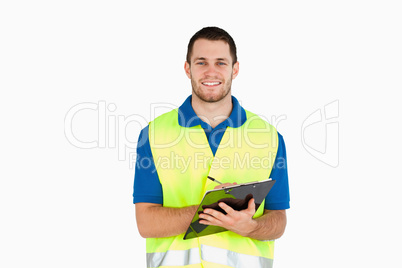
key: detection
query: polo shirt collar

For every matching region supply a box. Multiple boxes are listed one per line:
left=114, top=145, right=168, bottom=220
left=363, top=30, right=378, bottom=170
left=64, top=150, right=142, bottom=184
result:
left=178, top=95, right=247, bottom=129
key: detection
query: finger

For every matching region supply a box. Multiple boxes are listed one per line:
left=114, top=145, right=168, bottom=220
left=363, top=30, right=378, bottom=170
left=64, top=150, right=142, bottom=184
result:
left=203, top=208, right=223, bottom=218
left=214, top=183, right=234, bottom=189
left=199, top=213, right=222, bottom=226
left=198, top=213, right=210, bottom=224
left=218, top=202, right=235, bottom=215
left=198, top=217, right=212, bottom=225
left=246, top=198, right=256, bottom=214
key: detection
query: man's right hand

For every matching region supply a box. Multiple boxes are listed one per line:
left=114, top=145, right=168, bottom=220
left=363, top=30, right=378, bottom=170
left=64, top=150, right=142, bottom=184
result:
left=213, top=182, right=237, bottom=189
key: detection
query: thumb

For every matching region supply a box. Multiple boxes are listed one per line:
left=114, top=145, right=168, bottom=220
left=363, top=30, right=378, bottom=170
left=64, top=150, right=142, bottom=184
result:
left=247, top=198, right=256, bottom=214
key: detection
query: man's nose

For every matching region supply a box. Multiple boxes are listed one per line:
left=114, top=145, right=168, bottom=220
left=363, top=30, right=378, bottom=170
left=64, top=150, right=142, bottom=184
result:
left=204, top=64, right=218, bottom=76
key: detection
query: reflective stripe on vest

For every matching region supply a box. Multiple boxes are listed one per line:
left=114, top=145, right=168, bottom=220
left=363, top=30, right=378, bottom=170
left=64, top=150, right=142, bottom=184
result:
left=201, top=244, right=273, bottom=268
left=147, top=248, right=201, bottom=267
left=146, top=245, right=273, bottom=268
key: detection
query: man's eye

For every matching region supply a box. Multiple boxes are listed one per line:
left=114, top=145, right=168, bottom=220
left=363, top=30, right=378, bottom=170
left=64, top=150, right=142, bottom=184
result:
left=217, top=62, right=226, bottom=66
left=196, top=62, right=205, bottom=65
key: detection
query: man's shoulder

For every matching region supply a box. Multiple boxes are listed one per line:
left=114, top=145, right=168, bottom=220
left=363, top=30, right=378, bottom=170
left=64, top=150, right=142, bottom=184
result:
left=147, top=108, right=184, bottom=146
left=150, top=108, right=180, bottom=125
left=243, top=109, right=277, bottom=132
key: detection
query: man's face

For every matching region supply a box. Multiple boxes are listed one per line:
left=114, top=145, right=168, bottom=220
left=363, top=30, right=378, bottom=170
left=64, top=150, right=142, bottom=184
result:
left=185, top=39, right=239, bottom=103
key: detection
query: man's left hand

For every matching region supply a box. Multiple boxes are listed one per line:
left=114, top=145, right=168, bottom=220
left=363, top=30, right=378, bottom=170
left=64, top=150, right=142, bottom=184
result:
left=198, top=197, right=258, bottom=237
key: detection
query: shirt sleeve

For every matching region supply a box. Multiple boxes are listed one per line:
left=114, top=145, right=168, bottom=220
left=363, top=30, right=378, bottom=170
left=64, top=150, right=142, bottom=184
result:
left=264, top=132, right=290, bottom=210
left=133, top=125, right=163, bottom=204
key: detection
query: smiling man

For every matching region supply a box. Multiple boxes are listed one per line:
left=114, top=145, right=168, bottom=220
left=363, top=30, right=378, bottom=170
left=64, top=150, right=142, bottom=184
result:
left=185, top=38, right=239, bottom=129
left=186, top=38, right=238, bottom=103
left=134, top=27, right=290, bottom=268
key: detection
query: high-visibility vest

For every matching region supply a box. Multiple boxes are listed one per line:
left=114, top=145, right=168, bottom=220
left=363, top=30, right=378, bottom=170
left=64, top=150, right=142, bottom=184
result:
left=147, top=108, right=278, bottom=268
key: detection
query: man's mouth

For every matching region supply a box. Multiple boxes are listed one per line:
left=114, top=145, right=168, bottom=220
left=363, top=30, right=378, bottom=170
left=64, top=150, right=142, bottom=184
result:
left=201, top=81, right=222, bottom=87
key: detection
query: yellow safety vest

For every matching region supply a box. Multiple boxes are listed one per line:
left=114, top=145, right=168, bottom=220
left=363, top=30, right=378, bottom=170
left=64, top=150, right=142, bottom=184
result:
left=147, top=108, right=278, bottom=268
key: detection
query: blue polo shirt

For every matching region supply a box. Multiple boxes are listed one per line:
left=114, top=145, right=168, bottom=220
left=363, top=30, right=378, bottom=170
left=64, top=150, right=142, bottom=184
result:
left=133, top=96, right=290, bottom=210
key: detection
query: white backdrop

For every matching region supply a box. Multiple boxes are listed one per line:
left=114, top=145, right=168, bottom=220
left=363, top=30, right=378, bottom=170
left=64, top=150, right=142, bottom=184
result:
left=1, top=1, right=401, bottom=267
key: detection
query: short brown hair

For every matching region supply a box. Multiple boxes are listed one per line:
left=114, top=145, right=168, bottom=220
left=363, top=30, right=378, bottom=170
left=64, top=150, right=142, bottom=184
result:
left=186, top=26, right=237, bottom=65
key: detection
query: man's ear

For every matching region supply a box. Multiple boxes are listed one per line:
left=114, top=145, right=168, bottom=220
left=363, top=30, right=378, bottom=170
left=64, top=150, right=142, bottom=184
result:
left=184, top=61, right=191, bottom=79
left=232, top=61, right=239, bottom=79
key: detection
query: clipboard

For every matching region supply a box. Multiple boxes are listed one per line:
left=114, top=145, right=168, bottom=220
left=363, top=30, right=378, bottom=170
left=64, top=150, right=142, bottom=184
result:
left=183, top=178, right=276, bottom=240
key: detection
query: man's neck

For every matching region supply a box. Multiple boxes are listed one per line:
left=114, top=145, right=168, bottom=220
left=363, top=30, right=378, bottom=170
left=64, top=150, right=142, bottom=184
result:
left=191, top=94, right=233, bottom=129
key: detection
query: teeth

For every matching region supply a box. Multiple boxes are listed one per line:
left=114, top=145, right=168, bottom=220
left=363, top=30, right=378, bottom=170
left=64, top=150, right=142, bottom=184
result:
left=202, top=82, right=220, bottom=86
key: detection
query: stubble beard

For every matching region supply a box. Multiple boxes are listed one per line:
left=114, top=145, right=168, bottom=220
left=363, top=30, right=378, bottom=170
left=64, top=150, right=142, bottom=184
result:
left=191, top=74, right=233, bottom=103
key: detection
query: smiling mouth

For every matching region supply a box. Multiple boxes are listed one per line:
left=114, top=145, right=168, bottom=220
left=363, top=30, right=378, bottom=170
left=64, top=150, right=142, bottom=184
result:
left=202, top=81, right=222, bottom=86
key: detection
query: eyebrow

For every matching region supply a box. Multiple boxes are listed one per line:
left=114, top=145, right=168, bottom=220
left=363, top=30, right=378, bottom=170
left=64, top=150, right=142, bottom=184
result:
left=193, top=57, right=230, bottom=62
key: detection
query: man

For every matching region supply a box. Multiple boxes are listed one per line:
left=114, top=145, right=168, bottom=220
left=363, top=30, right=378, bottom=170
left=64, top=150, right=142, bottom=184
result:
left=134, top=26, right=290, bottom=268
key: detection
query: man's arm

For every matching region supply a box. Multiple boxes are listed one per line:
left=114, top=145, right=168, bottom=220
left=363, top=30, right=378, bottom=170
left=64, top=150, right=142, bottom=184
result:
left=198, top=197, right=287, bottom=240
left=135, top=203, right=198, bottom=238
left=134, top=126, right=198, bottom=238
left=249, top=209, right=287, bottom=240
